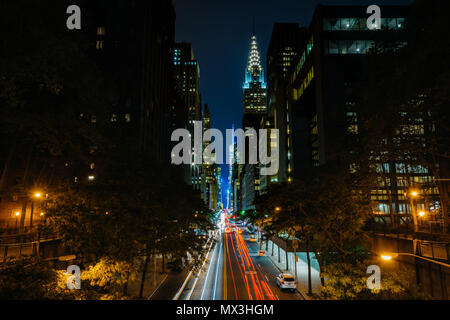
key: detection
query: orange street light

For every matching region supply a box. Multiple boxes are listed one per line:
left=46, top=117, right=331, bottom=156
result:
left=15, top=212, right=20, bottom=217
left=410, top=190, right=419, bottom=197
left=418, top=211, right=426, bottom=217
left=275, top=206, right=282, bottom=212
left=34, top=192, right=42, bottom=198
left=381, top=255, right=393, bottom=261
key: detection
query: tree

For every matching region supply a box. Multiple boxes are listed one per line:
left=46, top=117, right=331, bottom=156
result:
left=359, top=0, right=450, bottom=232
left=254, top=163, right=374, bottom=289
left=81, top=257, right=138, bottom=300
left=320, top=260, right=429, bottom=300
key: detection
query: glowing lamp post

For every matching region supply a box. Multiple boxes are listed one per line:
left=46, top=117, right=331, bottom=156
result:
left=30, top=191, right=43, bottom=229
left=406, top=190, right=420, bottom=233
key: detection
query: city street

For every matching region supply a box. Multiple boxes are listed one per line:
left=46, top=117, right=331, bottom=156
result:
left=175, top=215, right=303, bottom=300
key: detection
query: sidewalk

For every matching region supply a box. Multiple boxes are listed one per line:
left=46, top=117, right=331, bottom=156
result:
left=127, top=255, right=169, bottom=299
left=148, top=264, right=191, bottom=300
left=266, top=240, right=321, bottom=299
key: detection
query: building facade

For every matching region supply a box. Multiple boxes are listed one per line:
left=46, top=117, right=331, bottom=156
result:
left=173, top=42, right=203, bottom=189
left=240, top=33, right=267, bottom=211
left=0, top=0, right=177, bottom=229
left=283, top=5, right=442, bottom=226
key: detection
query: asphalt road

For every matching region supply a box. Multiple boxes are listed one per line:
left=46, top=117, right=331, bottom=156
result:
left=178, top=228, right=303, bottom=300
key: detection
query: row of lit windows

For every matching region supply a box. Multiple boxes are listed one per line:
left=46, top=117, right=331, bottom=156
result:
left=376, top=163, right=429, bottom=174
left=324, top=39, right=372, bottom=55
left=292, top=66, right=314, bottom=101
left=323, top=17, right=406, bottom=31
left=399, top=124, right=425, bottom=135
left=324, top=39, right=407, bottom=55
left=293, top=36, right=314, bottom=81
left=110, top=114, right=131, bottom=123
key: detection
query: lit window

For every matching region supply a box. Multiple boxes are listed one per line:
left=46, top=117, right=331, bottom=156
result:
left=347, top=125, right=359, bottom=134
left=97, top=27, right=105, bottom=36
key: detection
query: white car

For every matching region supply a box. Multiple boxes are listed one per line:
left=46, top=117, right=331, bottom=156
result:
left=276, top=274, right=296, bottom=292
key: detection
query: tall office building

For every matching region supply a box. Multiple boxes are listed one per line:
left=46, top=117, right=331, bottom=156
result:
left=86, top=0, right=176, bottom=162
left=242, top=34, right=267, bottom=129
left=0, top=0, right=177, bottom=228
left=202, top=104, right=220, bottom=210
left=266, top=23, right=308, bottom=185
left=174, top=42, right=203, bottom=189
left=240, top=32, right=267, bottom=211
left=284, top=5, right=440, bottom=226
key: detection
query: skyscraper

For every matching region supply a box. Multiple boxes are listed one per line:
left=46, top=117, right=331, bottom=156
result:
left=240, top=32, right=267, bottom=211
left=266, top=23, right=308, bottom=184
left=242, top=34, right=267, bottom=130
left=284, top=5, right=436, bottom=228
left=174, top=42, right=203, bottom=188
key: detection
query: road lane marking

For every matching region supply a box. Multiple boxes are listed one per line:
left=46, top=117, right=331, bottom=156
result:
left=187, top=239, right=215, bottom=300
left=148, top=273, right=168, bottom=300
left=223, top=234, right=227, bottom=300
left=212, top=239, right=223, bottom=300
left=173, top=269, right=193, bottom=300
left=200, top=242, right=218, bottom=300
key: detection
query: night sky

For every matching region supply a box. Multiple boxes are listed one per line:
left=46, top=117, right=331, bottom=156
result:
left=173, top=0, right=412, bottom=204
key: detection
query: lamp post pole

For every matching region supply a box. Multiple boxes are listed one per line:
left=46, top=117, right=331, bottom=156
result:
left=30, top=201, right=34, bottom=229
left=409, top=197, right=418, bottom=233
left=407, top=190, right=419, bottom=233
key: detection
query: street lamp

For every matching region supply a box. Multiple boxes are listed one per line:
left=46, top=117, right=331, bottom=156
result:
left=30, top=191, right=43, bottom=229
left=381, top=255, right=393, bottom=261
left=275, top=206, right=282, bottom=213
left=15, top=212, right=20, bottom=231
left=406, top=189, right=420, bottom=233
left=380, top=252, right=450, bottom=268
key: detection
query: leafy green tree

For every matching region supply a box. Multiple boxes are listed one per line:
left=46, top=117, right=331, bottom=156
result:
left=320, top=261, right=429, bottom=300
left=255, top=164, right=374, bottom=289
left=80, top=257, right=138, bottom=300
left=360, top=0, right=450, bottom=231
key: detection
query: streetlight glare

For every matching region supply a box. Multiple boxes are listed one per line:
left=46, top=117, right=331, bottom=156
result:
left=381, top=255, right=392, bottom=261
left=34, top=192, right=42, bottom=198
left=15, top=212, right=20, bottom=217
left=418, top=211, right=426, bottom=217
left=410, top=191, right=419, bottom=197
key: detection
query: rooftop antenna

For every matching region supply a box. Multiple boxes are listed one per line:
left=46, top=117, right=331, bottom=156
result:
left=252, top=17, right=256, bottom=36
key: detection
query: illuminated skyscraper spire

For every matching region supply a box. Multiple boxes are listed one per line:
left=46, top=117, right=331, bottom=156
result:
left=246, top=36, right=263, bottom=80
left=244, top=29, right=265, bottom=88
